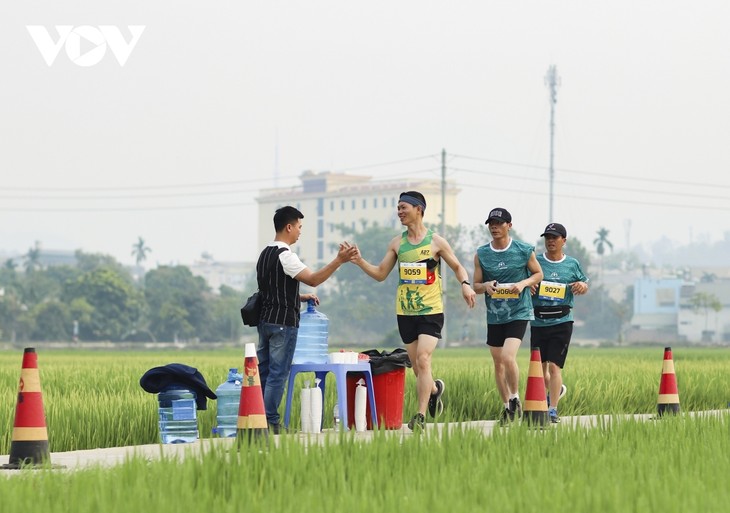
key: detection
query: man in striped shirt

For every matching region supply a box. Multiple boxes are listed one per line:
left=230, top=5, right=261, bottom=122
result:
left=256, top=206, right=358, bottom=433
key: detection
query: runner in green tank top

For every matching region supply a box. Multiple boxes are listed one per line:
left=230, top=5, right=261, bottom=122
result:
left=352, top=191, right=476, bottom=432
left=396, top=230, right=443, bottom=315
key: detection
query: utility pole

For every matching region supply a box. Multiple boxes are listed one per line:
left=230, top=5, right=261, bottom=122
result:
left=545, top=65, right=560, bottom=222
left=440, top=148, right=448, bottom=348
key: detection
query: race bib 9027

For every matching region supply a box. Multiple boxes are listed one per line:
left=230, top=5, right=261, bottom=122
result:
left=538, top=281, right=567, bottom=301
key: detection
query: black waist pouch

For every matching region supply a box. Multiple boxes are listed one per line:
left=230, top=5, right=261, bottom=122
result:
left=534, top=305, right=571, bottom=319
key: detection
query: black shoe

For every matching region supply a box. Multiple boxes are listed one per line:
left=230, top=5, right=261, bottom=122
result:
left=407, top=413, right=425, bottom=432
left=508, top=398, right=522, bottom=420
left=428, top=379, right=445, bottom=418
left=499, top=408, right=512, bottom=426
left=268, top=423, right=283, bottom=434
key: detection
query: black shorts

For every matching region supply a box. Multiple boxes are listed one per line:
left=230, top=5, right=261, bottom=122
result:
left=397, top=314, right=444, bottom=344
left=486, top=320, right=528, bottom=348
left=530, top=322, right=574, bottom=368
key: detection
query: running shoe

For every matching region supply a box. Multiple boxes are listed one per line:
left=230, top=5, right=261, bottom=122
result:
left=508, top=397, right=522, bottom=421
left=407, top=413, right=425, bottom=432
left=547, top=384, right=568, bottom=407
left=428, top=379, right=445, bottom=418
left=499, top=407, right=512, bottom=427
left=548, top=407, right=560, bottom=424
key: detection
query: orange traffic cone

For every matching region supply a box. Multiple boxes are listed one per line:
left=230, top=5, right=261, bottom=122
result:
left=3, top=348, right=61, bottom=469
left=237, top=343, right=269, bottom=443
left=657, top=346, right=680, bottom=417
left=523, top=348, right=549, bottom=427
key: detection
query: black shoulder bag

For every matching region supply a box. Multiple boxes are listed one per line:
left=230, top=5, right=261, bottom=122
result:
left=240, top=247, right=288, bottom=327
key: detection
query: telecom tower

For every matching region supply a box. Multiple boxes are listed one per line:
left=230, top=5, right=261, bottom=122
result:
left=545, top=65, right=560, bottom=222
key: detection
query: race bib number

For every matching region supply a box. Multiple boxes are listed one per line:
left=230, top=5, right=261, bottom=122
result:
left=400, top=262, right=427, bottom=284
left=493, top=283, right=519, bottom=300
left=538, top=281, right=567, bottom=301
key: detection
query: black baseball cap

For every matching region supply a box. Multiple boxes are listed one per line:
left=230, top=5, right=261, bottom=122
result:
left=541, top=223, right=567, bottom=238
left=485, top=208, right=512, bottom=224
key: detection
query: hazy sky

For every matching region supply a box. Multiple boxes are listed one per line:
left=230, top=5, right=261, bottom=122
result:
left=1, top=1, right=729, bottom=267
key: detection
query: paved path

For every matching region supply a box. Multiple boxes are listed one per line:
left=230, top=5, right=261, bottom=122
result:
left=2, top=410, right=726, bottom=472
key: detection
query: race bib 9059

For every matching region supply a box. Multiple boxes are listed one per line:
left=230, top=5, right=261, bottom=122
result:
left=399, top=262, right=427, bottom=284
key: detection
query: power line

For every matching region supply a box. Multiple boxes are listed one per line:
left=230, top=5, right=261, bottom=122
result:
left=454, top=180, right=730, bottom=213
left=0, top=202, right=256, bottom=213
left=0, top=189, right=257, bottom=201
left=450, top=166, right=730, bottom=202
left=3, top=155, right=438, bottom=194
left=0, top=168, right=442, bottom=212
left=1, top=176, right=290, bottom=193
left=449, top=152, right=730, bottom=190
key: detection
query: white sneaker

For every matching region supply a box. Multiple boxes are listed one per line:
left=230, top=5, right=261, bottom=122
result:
left=559, top=384, right=567, bottom=400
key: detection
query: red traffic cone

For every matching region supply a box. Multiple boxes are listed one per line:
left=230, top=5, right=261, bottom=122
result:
left=3, top=348, right=61, bottom=469
left=237, top=343, right=269, bottom=443
left=657, top=346, right=680, bottom=417
left=523, top=348, right=549, bottom=427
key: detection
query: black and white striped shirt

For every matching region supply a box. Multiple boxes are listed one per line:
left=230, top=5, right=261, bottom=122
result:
left=257, top=243, right=306, bottom=327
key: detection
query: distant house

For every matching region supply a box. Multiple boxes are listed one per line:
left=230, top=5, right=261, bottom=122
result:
left=188, top=259, right=255, bottom=293
left=628, top=277, right=683, bottom=343
left=677, top=280, right=730, bottom=344
left=629, top=276, right=729, bottom=344
left=7, top=249, right=78, bottom=270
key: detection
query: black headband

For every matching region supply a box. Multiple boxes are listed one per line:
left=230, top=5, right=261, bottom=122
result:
left=399, top=194, right=426, bottom=211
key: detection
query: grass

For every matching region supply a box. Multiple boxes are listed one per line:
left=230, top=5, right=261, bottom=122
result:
left=1, top=414, right=729, bottom=513
left=1, top=346, right=729, bottom=453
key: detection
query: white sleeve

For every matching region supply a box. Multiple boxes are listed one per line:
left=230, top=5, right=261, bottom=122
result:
left=280, top=250, right=307, bottom=278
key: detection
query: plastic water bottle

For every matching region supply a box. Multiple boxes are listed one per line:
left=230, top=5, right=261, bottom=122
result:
left=333, top=404, right=340, bottom=429
left=292, top=300, right=329, bottom=364
left=158, top=387, right=198, bottom=443
left=214, top=368, right=243, bottom=438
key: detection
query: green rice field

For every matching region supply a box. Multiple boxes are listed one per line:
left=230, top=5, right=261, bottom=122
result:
left=1, top=347, right=729, bottom=512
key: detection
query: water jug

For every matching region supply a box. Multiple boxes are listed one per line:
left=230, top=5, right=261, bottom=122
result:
left=214, top=368, right=243, bottom=437
left=293, top=299, right=329, bottom=364
left=158, top=387, right=198, bottom=443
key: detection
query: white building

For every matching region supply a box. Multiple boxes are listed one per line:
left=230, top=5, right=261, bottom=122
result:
left=188, top=259, right=255, bottom=293
left=256, top=171, right=459, bottom=268
left=677, top=280, right=730, bottom=344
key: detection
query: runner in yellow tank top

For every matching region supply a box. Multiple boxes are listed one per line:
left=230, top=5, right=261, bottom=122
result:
left=396, top=230, right=443, bottom=315
left=352, top=191, right=476, bottom=432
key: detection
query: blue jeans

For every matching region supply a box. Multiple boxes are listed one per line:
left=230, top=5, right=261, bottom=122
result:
left=257, top=322, right=298, bottom=425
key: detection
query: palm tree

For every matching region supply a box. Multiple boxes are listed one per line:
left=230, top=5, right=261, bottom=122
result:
left=593, top=227, right=613, bottom=281
left=24, top=241, right=42, bottom=273
left=131, top=237, right=152, bottom=267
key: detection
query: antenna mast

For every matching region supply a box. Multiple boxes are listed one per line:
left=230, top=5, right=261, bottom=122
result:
left=545, top=65, right=560, bottom=222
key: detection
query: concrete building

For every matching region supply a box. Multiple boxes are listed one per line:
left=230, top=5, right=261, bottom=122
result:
left=188, top=259, right=255, bottom=293
left=256, top=171, right=459, bottom=268
left=628, top=277, right=683, bottom=343
left=677, top=280, right=730, bottom=344
left=629, top=276, right=730, bottom=344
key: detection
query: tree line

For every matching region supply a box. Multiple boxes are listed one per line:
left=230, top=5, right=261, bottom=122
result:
left=0, top=225, right=629, bottom=344
left=0, top=251, right=244, bottom=343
